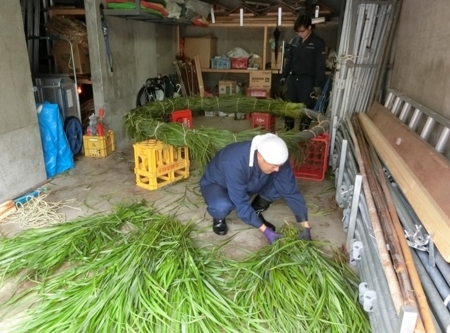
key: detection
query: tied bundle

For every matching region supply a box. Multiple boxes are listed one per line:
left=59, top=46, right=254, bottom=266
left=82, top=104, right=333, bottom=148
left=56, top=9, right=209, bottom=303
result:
left=125, top=96, right=330, bottom=170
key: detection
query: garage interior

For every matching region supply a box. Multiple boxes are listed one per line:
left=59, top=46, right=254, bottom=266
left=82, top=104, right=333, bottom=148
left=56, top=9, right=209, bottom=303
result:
left=1, top=0, right=450, bottom=332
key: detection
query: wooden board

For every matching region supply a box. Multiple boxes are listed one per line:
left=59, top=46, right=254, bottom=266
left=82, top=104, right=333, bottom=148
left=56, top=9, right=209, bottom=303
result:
left=367, top=102, right=450, bottom=220
left=359, top=112, right=450, bottom=262
left=194, top=56, right=204, bottom=97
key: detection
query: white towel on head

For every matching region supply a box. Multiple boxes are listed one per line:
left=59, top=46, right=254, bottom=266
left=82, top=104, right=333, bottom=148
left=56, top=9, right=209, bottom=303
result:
left=249, top=133, right=289, bottom=167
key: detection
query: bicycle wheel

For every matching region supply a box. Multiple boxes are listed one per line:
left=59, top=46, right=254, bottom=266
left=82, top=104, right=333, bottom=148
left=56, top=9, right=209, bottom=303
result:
left=136, top=86, right=157, bottom=107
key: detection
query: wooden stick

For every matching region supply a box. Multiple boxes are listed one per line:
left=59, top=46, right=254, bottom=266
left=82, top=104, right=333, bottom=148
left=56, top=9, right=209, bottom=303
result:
left=364, top=126, right=436, bottom=333
left=354, top=117, right=426, bottom=333
left=194, top=56, right=204, bottom=97
left=345, top=115, right=404, bottom=313
left=0, top=200, right=16, bottom=223
left=359, top=112, right=450, bottom=262
left=173, top=61, right=187, bottom=97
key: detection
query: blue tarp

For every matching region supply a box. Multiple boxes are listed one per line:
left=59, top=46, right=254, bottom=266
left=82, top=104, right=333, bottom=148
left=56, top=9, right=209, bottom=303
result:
left=37, top=103, right=74, bottom=178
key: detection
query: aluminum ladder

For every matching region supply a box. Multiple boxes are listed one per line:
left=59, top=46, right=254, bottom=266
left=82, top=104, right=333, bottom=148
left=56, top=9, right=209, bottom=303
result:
left=384, top=88, right=450, bottom=155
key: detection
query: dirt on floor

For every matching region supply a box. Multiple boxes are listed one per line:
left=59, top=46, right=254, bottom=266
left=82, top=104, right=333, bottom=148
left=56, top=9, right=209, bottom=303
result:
left=0, top=115, right=346, bottom=331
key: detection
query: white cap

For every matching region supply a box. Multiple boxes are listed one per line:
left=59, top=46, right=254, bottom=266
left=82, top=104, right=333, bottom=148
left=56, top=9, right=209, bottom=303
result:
left=249, top=133, right=289, bottom=167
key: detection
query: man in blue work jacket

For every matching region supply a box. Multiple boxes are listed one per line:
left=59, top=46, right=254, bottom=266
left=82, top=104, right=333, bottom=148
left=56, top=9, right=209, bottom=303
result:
left=200, top=133, right=311, bottom=244
left=280, top=14, right=326, bottom=131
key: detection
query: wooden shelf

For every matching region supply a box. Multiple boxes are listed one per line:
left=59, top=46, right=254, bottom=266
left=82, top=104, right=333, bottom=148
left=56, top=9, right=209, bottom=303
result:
left=207, top=17, right=325, bottom=28
left=48, top=7, right=85, bottom=18
left=202, top=68, right=281, bottom=74
left=75, top=75, right=92, bottom=85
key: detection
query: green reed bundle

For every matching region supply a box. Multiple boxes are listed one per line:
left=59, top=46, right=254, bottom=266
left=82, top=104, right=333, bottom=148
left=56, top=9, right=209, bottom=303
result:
left=128, top=95, right=306, bottom=120
left=225, top=225, right=370, bottom=333
left=124, top=96, right=331, bottom=171
left=1, top=205, right=368, bottom=333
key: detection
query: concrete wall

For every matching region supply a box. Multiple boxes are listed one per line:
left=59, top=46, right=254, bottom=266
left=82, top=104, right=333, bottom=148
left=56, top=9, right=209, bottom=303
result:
left=85, top=0, right=177, bottom=144
left=0, top=2, right=47, bottom=202
left=390, top=0, right=450, bottom=157
left=391, top=0, right=450, bottom=118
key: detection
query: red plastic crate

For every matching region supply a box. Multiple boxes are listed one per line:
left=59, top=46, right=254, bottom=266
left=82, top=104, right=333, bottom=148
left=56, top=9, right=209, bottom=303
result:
left=250, top=112, right=276, bottom=132
left=231, top=57, right=248, bottom=69
left=292, top=133, right=330, bottom=181
left=169, top=109, right=193, bottom=129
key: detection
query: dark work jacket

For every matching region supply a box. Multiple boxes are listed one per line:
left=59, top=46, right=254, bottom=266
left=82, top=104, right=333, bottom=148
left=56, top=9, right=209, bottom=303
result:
left=200, top=141, right=308, bottom=227
left=282, top=32, right=326, bottom=88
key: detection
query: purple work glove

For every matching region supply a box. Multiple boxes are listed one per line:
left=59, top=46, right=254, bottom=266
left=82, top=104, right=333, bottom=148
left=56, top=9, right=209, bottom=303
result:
left=299, top=228, right=312, bottom=241
left=263, top=228, right=282, bottom=244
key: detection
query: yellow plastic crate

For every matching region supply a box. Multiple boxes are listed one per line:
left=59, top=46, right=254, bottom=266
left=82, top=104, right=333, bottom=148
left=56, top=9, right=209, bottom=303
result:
left=133, top=140, right=189, bottom=191
left=83, top=130, right=115, bottom=158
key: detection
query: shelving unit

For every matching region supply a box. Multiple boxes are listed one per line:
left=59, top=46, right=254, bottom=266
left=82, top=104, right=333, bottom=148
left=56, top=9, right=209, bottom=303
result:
left=181, top=17, right=325, bottom=80
left=102, top=0, right=194, bottom=26
left=201, top=69, right=281, bottom=74
left=209, top=17, right=325, bottom=28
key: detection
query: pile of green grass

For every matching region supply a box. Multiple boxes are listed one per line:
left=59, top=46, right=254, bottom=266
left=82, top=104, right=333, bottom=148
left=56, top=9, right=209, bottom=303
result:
left=0, top=202, right=369, bottom=333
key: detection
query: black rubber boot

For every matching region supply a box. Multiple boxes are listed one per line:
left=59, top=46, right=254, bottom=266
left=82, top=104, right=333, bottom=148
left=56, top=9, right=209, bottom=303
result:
left=251, top=195, right=276, bottom=231
left=285, top=117, right=295, bottom=130
left=299, top=117, right=312, bottom=131
left=213, top=219, right=228, bottom=235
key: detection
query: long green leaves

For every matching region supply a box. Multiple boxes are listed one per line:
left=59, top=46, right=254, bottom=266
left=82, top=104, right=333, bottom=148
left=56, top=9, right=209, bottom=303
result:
left=0, top=205, right=369, bottom=332
left=226, top=227, right=370, bottom=333
left=0, top=202, right=151, bottom=284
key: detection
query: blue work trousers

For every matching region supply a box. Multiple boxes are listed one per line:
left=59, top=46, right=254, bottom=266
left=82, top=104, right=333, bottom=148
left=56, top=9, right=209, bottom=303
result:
left=200, top=182, right=281, bottom=221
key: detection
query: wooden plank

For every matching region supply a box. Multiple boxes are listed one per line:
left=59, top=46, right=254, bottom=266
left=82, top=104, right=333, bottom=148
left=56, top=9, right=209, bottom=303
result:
left=263, top=26, right=267, bottom=70
left=48, top=7, right=85, bottom=18
left=194, top=56, right=204, bottom=97
left=0, top=200, right=15, bottom=223
left=367, top=102, right=450, bottom=221
left=359, top=112, right=450, bottom=262
left=209, top=17, right=325, bottom=27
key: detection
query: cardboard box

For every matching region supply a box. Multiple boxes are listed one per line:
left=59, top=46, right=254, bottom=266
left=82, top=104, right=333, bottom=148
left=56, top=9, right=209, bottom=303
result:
left=53, top=41, right=90, bottom=75
left=271, top=51, right=283, bottom=70
left=249, top=71, right=272, bottom=89
left=184, top=37, right=217, bottom=69
left=218, top=80, right=237, bottom=95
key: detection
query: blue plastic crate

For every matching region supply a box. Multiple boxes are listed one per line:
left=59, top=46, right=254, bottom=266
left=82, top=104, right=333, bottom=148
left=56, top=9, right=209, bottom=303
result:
left=211, top=57, right=231, bottom=69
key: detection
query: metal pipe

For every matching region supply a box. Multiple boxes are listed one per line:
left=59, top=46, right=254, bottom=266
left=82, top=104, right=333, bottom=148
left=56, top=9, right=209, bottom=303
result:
left=369, top=0, right=402, bottom=106
left=335, top=123, right=399, bottom=333
left=420, top=117, right=436, bottom=141
left=355, top=220, right=398, bottom=330
left=355, top=233, right=388, bottom=333
left=408, top=108, right=422, bottom=131
left=435, top=127, right=450, bottom=153
left=391, top=96, right=402, bottom=115
left=387, top=180, right=426, bottom=236
left=416, top=250, right=450, bottom=311
left=384, top=91, right=394, bottom=108
left=412, top=250, right=450, bottom=332
left=435, top=251, right=450, bottom=287
left=347, top=175, right=363, bottom=247
left=399, top=102, right=412, bottom=122
left=336, top=139, right=348, bottom=193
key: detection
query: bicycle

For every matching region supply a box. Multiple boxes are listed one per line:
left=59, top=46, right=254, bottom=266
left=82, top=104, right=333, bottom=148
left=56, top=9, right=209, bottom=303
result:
left=136, top=76, right=164, bottom=107
left=136, top=75, right=179, bottom=107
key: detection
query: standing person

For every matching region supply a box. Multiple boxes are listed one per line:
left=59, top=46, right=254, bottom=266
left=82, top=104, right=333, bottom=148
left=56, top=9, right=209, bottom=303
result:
left=280, top=14, right=326, bottom=130
left=199, top=133, right=311, bottom=244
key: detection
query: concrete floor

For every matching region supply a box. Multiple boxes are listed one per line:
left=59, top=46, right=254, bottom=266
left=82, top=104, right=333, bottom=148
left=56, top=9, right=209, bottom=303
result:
left=0, top=115, right=346, bottom=331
